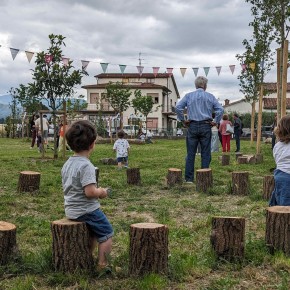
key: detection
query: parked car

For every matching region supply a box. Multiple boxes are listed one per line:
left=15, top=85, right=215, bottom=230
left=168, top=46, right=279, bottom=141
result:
left=122, top=125, right=140, bottom=136
left=241, top=126, right=273, bottom=138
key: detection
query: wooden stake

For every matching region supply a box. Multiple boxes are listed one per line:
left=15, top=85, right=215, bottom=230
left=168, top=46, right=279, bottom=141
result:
left=281, top=40, right=288, bottom=118
left=256, top=84, right=263, bottom=154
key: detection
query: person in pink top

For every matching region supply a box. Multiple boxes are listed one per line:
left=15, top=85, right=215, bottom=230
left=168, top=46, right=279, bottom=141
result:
left=218, top=114, right=232, bottom=152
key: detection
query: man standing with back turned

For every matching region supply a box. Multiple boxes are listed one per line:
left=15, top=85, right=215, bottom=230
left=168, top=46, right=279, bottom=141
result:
left=175, top=76, right=224, bottom=183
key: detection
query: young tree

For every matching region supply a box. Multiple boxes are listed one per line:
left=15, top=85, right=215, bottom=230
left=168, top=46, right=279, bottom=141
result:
left=104, top=81, right=131, bottom=129
left=8, top=88, right=22, bottom=138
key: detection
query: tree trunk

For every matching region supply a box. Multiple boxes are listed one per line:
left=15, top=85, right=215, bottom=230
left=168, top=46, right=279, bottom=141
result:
left=17, top=171, right=41, bottom=192
left=51, top=218, right=94, bottom=272
left=237, top=156, right=248, bottom=164
left=129, top=223, right=168, bottom=276
left=196, top=168, right=213, bottom=193
left=232, top=171, right=249, bottom=195
left=211, top=217, right=245, bottom=260
left=250, top=101, right=256, bottom=146
left=265, top=206, right=290, bottom=255
left=0, top=221, right=17, bottom=265
left=263, top=175, right=275, bottom=200
left=167, top=168, right=182, bottom=186
left=127, top=168, right=141, bottom=185
left=220, top=154, right=230, bottom=166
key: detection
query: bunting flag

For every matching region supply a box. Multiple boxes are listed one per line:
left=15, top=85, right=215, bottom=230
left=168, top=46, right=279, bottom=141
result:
left=137, top=65, right=144, bottom=76
left=192, top=67, right=199, bottom=77
left=10, top=48, right=20, bottom=60
left=241, top=63, right=247, bottom=72
left=62, top=57, right=70, bottom=66
left=166, top=67, right=173, bottom=76
left=229, top=65, right=235, bottom=75
left=249, top=62, right=256, bottom=70
left=25, top=51, right=34, bottom=63
left=203, top=67, right=210, bottom=76
left=81, top=60, right=89, bottom=70
left=215, top=66, right=222, bottom=76
left=45, top=54, right=53, bottom=64
left=100, top=62, right=109, bottom=73
left=119, top=64, right=126, bottom=74
left=152, top=66, right=160, bottom=77
left=180, top=67, right=187, bottom=77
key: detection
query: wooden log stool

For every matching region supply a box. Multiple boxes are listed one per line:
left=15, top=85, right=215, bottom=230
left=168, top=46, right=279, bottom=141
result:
left=265, top=206, right=290, bottom=255
left=219, top=154, right=230, bottom=166
left=231, top=171, right=249, bottom=195
left=263, top=175, right=275, bottom=200
left=51, top=218, right=94, bottom=272
left=237, top=156, right=248, bottom=164
left=167, top=168, right=182, bottom=186
left=99, top=158, right=118, bottom=165
left=129, top=223, right=168, bottom=276
left=196, top=168, right=213, bottom=193
left=255, top=153, right=263, bottom=164
left=0, top=221, right=17, bottom=265
left=127, top=168, right=141, bottom=185
left=210, top=217, right=245, bottom=261
left=17, top=171, right=41, bottom=192
left=243, top=155, right=256, bottom=164
left=235, top=152, right=243, bottom=161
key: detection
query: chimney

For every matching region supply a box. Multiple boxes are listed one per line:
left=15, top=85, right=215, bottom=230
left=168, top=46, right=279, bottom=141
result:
left=224, top=99, right=230, bottom=106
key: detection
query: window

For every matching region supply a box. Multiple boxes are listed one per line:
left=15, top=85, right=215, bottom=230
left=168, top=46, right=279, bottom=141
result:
left=147, top=93, right=159, bottom=104
left=146, top=78, right=155, bottom=83
left=122, top=78, right=129, bottom=84
left=90, top=93, right=99, bottom=104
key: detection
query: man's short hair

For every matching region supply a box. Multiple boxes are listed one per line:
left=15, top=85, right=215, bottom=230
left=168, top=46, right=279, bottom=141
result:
left=66, top=120, right=96, bottom=153
left=195, top=76, right=208, bottom=89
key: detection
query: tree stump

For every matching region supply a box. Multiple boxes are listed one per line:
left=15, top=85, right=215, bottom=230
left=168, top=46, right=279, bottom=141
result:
left=17, top=171, right=41, bottom=192
left=99, top=158, right=118, bottom=165
left=265, top=206, right=290, bottom=255
left=235, top=152, right=243, bottom=161
left=255, top=153, right=263, bottom=164
left=237, top=156, right=248, bottom=164
left=220, top=154, right=230, bottom=166
left=129, top=223, right=168, bottom=276
left=263, top=175, right=275, bottom=200
left=210, top=217, right=245, bottom=260
left=167, top=168, right=182, bottom=186
left=231, top=171, right=249, bottom=195
left=0, top=221, right=17, bottom=265
left=127, top=168, right=141, bottom=185
left=51, top=218, right=94, bottom=272
left=196, top=168, right=213, bottom=193
left=243, top=155, right=256, bottom=164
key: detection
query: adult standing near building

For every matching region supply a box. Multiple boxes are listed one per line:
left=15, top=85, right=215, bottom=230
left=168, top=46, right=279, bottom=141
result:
left=233, top=113, right=242, bottom=152
left=35, top=114, right=50, bottom=148
left=175, top=76, right=224, bottom=183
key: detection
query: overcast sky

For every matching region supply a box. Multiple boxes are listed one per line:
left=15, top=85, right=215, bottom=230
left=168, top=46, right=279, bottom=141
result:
left=0, top=0, right=279, bottom=103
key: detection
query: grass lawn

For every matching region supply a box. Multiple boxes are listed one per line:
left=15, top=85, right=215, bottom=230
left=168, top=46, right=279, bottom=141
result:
left=0, top=137, right=289, bottom=290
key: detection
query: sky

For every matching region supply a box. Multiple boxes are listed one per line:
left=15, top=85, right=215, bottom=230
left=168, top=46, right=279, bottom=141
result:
left=0, top=0, right=279, bottom=104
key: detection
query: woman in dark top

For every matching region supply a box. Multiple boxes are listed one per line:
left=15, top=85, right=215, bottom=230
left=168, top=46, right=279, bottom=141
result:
left=30, top=114, right=37, bottom=149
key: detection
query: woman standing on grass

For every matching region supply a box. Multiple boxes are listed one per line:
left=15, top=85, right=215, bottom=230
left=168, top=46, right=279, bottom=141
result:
left=269, top=115, right=290, bottom=206
left=218, top=114, right=232, bottom=152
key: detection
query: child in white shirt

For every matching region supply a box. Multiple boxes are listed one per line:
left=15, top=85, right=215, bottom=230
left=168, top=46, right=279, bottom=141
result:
left=113, top=130, right=130, bottom=169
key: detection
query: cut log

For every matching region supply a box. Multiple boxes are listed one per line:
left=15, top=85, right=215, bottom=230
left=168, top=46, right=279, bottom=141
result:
left=235, top=152, right=243, bottom=161
left=231, top=171, right=249, bottom=195
left=17, top=171, right=41, bottom=192
left=129, top=223, right=168, bottom=276
left=51, top=218, right=94, bottom=272
left=0, top=221, right=17, bottom=265
left=196, top=168, right=213, bottom=193
left=237, top=156, right=248, bottom=164
left=211, top=217, right=245, bottom=260
left=243, top=155, right=256, bottom=164
left=167, top=168, right=182, bottom=186
left=99, top=158, right=118, bottom=165
left=265, top=206, right=290, bottom=255
left=127, top=168, right=141, bottom=185
left=220, top=154, right=230, bottom=166
left=263, top=175, right=275, bottom=200
left=255, top=153, right=263, bottom=163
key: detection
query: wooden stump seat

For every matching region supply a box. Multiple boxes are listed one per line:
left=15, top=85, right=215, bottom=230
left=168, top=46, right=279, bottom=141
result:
left=243, top=155, right=256, bottom=164
left=220, top=154, right=230, bottom=166
left=17, top=171, right=41, bottom=192
left=235, top=152, right=243, bottom=161
left=263, top=175, right=275, bottom=200
left=0, top=221, right=17, bottom=265
left=255, top=153, right=263, bottom=164
left=237, top=156, right=248, bottom=164
left=196, top=168, right=213, bottom=193
left=129, top=223, right=168, bottom=276
left=99, top=158, right=118, bottom=165
left=51, top=218, right=94, bottom=272
left=167, top=168, right=182, bottom=186
left=231, top=171, right=249, bottom=195
left=127, top=168, right=141, bottom=185
left=211, top=217, right=245, bottom=260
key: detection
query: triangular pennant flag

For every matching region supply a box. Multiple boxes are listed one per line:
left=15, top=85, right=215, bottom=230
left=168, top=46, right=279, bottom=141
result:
left=137, top=65, right=144, bottom=76
left=62, top=57, right=70, bottom=66
left=45, top=54, right=53, bottom=64
left=241, top=63, right=247, bottom=72
left=100, top=62, right=109, bottom=73
left=229, top=65, right=235, bottom=75
left=215, top=66, right=222, bottom=76
left=192, top=67, right=199, bottom=77
left=10, top=48, right=19, bottom=60
left=81, top=60, right=89, bottom=70
left=166, top=68, right=173, bottom=76
left=25, top=51, right=34, bottom=63
left=180, top=68, right=187, bottom=77
left=152, top=67, right=160, bottom=77
left=249, top=62, right=256, bottom=70
left=203, top=67, right=210, bottom=76
left=119, top=64, right=126, bottom=74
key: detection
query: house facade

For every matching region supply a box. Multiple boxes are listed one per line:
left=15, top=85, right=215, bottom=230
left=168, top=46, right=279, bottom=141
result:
left=82, top=73, right=180, bottom=133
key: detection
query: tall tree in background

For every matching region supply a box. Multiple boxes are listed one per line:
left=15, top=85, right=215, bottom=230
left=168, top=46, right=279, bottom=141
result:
left=8, top=88, right=21, bottom=138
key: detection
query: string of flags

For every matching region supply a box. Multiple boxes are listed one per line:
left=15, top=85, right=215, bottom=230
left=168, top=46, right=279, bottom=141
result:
left=1, top=44, right=264, bottom=78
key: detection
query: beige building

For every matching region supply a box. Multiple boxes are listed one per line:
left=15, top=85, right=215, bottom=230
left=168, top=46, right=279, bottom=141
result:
left=82, top=73, right=180, bottom=133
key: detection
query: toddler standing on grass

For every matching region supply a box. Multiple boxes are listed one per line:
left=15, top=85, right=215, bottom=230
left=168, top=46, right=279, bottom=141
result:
left=61, top=120, right=113, bottom=272
left=113, top=130, right=130, bottom=169
left=269, top=115, right=290, bottom=206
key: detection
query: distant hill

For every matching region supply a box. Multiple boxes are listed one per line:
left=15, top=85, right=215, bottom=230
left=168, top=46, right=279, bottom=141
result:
left=0, top=103, right=11, bottom=119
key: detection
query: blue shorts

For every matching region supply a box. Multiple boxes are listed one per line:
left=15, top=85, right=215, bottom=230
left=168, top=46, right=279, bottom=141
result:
left=117, top=156, right=128, bottom=163
left=76, top=208, right=114, bottom=243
